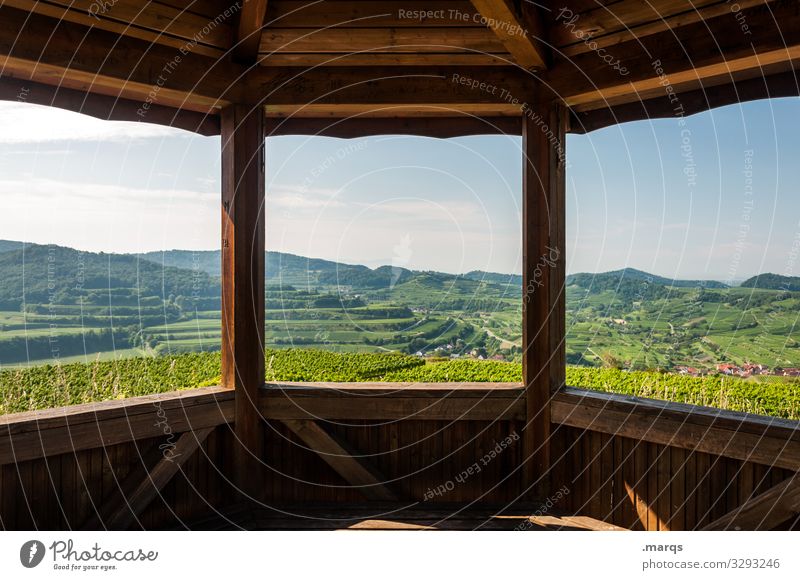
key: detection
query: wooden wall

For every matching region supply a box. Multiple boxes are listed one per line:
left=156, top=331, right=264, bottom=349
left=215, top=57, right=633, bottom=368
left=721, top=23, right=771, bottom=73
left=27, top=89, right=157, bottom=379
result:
left=0, top=427, right=235, bottom=530
left=551, top=425, right=800, bottom=531
left=0, top=418, right=525, bottom=530
left=1, top=385, right=798, bottom=530
left=261, top=419, right=525, bottom=506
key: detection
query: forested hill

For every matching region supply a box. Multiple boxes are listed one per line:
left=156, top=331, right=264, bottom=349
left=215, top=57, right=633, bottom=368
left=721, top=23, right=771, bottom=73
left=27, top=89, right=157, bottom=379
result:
left=566, top=268, right=727, bottom=291
left=137, top=248, right=415, bottom=288
left=0, top=240, right=742, bottom=309
left=740, top=273, right=800, bottom=291
left=0, top=243, right=217, bottom=308
left=0, top=240, right=23, bottom=254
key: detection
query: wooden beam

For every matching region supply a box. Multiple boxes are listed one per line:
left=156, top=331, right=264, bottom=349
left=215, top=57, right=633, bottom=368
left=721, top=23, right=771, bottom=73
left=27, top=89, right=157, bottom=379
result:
left=266, top=1, right=484, bottom=28
left=105, top=428, right=214, bottom=530
left=0, top=6, right=529, bottom=110
left=235, top=0, right=269, bottom=63
left=0, top=387, right=233, bottom=465
left=244, top=66, right=531, bottom=109
left=0, top=6, right=240, bottom=112
left=0, top=382, right=521, bottom=467
left=261, top=382, right=525, bottom=421
left=3, top=0, right=232, bottom=58
left=282, top=419, right=398, bottom=502
left=259, top=27, right=506, bottom=54
left=267, top=115, right=522, bottom=138
left=0, top=77, right=220, bottom=136
left=569, top=70, right=800, bottom=134
left=703, top=474, right=800, bottom=530
left=521, top=90, right=567, bottom=499
left=469, top=0, right=547, bottom=70
left=552, top=388, right=800, bottom=470
left=258, top=53, right=510, bottom=67
left=549, top=0, right=800, bottom=110
left=265, top=103, right=523, bottom=118
left=551, top=0, right=768, bottom=57
left=221, top=104, right=266, bottom=498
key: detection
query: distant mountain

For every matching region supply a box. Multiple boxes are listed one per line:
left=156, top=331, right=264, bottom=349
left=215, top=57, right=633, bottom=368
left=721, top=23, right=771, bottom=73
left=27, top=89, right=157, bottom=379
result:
left=567, top=268, right=728, bottom=290
left=137, top=249, right=220, bottom=276
left=0, top=241, right=753, bottom=311
left=267, top=253, right=413, bottom=289
left=0, top=240, right=24, bottom=254
left=137, top=248, right=415, bottom=289
left=0, top=243, right=217, bottom=308
left=740, top=273, right=800, bottom=292
left=464, top=270, right=523, bottom=286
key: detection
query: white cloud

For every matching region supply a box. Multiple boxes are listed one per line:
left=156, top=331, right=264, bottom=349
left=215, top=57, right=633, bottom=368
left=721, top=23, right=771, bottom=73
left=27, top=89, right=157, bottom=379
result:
left=0, top=177, right=218, bottom=253
left=0, top=178, right=217, bottom=204
left=0, top=102, right=188, bottom=144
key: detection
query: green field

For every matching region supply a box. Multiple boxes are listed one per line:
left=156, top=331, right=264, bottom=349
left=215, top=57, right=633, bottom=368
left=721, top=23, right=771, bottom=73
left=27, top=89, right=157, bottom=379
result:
left=2, top=349, right=798, bottom=420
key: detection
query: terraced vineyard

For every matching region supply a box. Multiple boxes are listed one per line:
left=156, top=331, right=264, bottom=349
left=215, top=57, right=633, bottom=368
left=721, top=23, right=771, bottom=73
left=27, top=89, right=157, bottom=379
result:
left=2, top=349, right=798, bottom=420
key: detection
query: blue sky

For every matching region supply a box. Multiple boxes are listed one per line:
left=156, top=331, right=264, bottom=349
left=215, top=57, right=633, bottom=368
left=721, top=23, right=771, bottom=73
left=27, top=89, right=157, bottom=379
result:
left=0, top=97, right=798, bottom=280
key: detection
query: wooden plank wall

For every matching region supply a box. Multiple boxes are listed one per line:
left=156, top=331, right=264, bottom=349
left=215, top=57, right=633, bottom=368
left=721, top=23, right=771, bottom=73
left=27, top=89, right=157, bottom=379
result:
left=2, top=414, right=798, bottom=530
left=550, top=425, right=800, bottom=531
left=0, top=419, right=525, bottom=529
left=260, top=419, right=525, bottom=505
left=0, top=426, right=237, bottom=530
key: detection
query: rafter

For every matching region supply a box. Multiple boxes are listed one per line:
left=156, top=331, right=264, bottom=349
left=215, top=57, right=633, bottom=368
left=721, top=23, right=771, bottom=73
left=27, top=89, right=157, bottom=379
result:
left=469, top=0, right=547, bottom=70
left=548, top=0, right=800, bottom=111
left=234, top=0, right=269, bottom=63
left=2, top=0, right=230, bottom=58
left=0, top=6, right=241, bottom=112
left=551, top=0, right=770, bottom=57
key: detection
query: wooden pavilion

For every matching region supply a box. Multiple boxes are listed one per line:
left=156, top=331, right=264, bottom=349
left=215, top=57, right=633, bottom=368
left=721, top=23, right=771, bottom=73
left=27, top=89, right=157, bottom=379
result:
left=1, top=0, right=799, bottom=531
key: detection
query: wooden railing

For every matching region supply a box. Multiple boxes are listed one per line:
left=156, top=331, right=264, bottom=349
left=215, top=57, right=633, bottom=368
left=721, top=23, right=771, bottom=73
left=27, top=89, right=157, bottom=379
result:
left=0, top=383, right=797, bottom=530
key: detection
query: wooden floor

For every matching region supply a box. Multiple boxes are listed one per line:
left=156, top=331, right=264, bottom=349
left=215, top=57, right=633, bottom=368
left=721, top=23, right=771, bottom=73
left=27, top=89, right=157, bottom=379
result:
left=182, top=503, right=626, bottom=531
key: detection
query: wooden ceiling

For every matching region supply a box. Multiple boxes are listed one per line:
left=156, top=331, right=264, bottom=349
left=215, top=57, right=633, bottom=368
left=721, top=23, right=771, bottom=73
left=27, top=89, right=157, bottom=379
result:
left=1, top=0, right=798, bottom=135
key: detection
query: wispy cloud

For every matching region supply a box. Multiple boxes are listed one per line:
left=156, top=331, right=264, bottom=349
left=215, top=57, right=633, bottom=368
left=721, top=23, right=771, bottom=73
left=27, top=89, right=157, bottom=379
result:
left=269, top=194, right=344, bottom=209
left=269, top=183, right=343, bottom=198
left=0, top=178, right=217, bottom=204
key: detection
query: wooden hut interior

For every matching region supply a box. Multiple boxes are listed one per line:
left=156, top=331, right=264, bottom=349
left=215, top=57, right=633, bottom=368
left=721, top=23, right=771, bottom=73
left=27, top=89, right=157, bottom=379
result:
left=1, top=0, right=799, bottom=531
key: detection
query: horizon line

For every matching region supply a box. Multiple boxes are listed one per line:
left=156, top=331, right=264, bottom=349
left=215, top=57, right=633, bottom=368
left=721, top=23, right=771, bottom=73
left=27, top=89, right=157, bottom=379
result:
left=0, top=238, right=767, bottom=283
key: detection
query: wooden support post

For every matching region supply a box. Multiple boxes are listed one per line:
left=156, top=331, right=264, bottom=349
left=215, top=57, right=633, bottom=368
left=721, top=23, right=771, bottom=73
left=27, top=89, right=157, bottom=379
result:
left=283, top=420, right=398, bottom=502
left=221, top=104, right=266, bottom=498
left=521, top=90, right=567, bottom=499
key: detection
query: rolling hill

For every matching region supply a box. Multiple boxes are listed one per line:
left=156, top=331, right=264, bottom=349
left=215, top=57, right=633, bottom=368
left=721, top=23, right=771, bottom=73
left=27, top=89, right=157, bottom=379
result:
left=3, top=239, right=800, bottom=371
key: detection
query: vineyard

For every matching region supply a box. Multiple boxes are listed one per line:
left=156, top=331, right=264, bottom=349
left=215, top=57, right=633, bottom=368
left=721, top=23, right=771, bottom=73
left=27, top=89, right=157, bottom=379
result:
left=1, top=349, right=798, bottom=420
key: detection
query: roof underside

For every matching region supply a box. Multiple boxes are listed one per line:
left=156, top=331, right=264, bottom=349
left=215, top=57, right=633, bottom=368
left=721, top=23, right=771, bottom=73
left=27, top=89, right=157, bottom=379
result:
left=1, top=0, right=798, bottom=136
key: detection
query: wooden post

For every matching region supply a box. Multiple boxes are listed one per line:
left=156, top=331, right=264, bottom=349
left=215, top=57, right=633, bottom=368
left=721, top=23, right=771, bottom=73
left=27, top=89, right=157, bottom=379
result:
left=221, top=104, right=266, bottom=498
left=521, top=91, right=567, bottom=500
